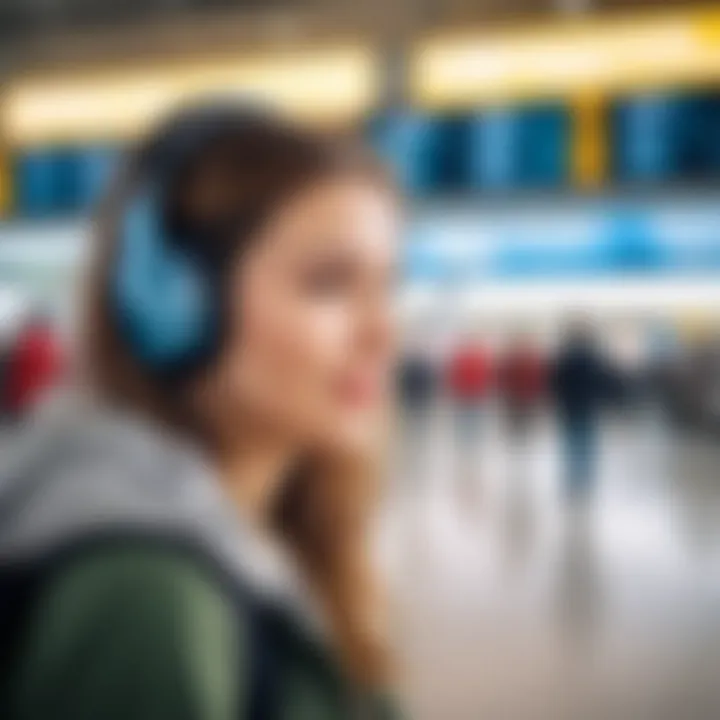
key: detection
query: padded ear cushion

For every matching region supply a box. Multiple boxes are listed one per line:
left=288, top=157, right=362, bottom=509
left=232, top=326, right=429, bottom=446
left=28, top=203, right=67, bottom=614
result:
left=112, top=192, right=215, bottom=371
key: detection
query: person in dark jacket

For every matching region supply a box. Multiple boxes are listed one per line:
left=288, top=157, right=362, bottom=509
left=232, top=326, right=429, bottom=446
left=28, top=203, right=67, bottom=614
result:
left=0, top=105, right=401, bottom=720
left=397, top=344, right=438, bottom=487
left=398, top=348, right=437, bottom=413
left=551, top=321, right=610, bottom=502
left=0, top=324, right=16, bottom=423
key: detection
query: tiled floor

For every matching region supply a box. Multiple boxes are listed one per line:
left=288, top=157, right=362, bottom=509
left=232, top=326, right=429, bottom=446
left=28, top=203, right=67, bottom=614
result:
left=380, top=404, right=720, bottom=720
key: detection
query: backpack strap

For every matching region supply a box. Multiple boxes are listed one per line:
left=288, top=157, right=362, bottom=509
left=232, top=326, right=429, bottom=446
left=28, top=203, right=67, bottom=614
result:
left=245, top=598, right=279, bottom=720
left=0, top=533, right=283, bottom=720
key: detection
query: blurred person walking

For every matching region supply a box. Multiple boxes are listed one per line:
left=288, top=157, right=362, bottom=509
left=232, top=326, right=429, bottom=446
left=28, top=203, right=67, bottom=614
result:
left=398, top=346, right=437, bottom=413
left=496, top=335, right=546, bottom=562
left=551, top=322, right=610, bottom=503
left=397, top=344, right=438, bottom=489
left=498, top=334, right=547, bottom=440
left=445, top=333, right=493, bottom=495
left=0, top=105, right=402, bottom=720
left=2, top=310, right=63, bottom=423
left=0, top=321, right=18, bottom=423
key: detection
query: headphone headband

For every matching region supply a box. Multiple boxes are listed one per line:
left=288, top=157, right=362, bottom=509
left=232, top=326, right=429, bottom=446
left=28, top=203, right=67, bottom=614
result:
left=140, top=103, right=273, bottom=188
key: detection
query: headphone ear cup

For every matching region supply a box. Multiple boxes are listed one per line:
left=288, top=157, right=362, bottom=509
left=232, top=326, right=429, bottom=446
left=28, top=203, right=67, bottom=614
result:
left=113, top=194, right=213, bottom=370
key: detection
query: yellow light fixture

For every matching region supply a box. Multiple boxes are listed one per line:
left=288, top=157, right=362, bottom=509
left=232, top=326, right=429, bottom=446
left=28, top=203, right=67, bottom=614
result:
left=3, top=46, right=380, bottom=147
left=411, top=8, right=720, bottom=110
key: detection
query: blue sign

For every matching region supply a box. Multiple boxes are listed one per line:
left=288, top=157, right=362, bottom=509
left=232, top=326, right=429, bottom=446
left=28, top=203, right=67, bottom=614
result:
left=405, top=197, right=720, bottom=283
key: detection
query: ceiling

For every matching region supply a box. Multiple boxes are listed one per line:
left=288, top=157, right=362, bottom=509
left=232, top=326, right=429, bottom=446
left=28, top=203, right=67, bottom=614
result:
left=0, top=0, right=702, bottom=72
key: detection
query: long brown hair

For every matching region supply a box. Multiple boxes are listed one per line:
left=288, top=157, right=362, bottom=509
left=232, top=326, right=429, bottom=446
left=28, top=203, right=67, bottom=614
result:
left=83, top=106, right=391, bottom=686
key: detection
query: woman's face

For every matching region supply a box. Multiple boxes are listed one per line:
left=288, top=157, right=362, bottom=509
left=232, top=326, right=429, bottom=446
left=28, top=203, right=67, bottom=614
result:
left=220, top=176, right=399, bottom=453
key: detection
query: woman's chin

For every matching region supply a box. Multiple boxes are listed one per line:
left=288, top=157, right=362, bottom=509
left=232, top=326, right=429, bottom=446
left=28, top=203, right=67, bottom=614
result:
left=308, top=415, right=382, bottom=456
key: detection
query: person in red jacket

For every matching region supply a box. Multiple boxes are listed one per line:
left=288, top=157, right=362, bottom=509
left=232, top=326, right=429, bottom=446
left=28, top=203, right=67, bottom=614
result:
left=498, top=334, right=547, bottom=437
left=447, top=337, right=493, bottom=403
left=446, top=335, right=494, bottom=481
left=4, top=312, right=64, bottom=421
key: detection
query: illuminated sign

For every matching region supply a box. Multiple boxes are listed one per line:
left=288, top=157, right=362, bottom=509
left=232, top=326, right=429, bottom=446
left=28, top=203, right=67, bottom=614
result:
left=406, top=197, right=720, bottom=282
left=3, top=46, right=380, bottom=146
left=412, top=9, right=720, bottom=109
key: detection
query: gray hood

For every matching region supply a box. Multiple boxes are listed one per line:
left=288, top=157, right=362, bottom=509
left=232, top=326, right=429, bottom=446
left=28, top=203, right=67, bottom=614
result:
left=0, top=394, right=322, bottom=630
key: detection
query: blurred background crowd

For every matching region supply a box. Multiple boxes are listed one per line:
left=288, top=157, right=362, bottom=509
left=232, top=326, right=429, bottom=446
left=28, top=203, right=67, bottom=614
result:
left=2, top=0, right=720, bottom=718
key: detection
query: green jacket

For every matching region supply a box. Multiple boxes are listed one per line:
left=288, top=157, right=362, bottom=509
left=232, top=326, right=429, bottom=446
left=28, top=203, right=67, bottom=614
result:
left=0, top=400, right=400, bottom=720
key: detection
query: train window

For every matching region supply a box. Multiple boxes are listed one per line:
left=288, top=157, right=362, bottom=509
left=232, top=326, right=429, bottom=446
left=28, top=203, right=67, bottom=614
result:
left=367, top=111, right=470, bottom=195
left=13, top=145, right=120, bottom=219
left=368, top=104, right=570, bottom=196
left=468, top=104, right=570, bottom=191
left=611, top=90, right=720, bottom=184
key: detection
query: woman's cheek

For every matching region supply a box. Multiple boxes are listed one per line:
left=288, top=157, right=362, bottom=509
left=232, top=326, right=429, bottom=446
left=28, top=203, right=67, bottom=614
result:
left=289, top=301, right=352, bottom=398
left=241, top=299, right=349, bottom=434
left=293, top=308, right=386, bottom=450
left=288, top=312, right=365, bottom=443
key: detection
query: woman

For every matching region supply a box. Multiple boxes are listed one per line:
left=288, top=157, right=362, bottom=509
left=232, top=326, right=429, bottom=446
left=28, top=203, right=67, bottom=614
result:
left=0, top=104, right=401, bottom=719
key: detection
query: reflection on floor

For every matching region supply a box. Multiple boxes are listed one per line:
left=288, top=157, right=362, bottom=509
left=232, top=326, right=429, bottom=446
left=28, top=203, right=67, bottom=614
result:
left=379, top=403, right=720, bottom=720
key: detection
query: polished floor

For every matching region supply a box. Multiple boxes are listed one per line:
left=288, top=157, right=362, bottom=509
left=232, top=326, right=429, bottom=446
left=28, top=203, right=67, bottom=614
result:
left=379, top=403, right=720, bottom=720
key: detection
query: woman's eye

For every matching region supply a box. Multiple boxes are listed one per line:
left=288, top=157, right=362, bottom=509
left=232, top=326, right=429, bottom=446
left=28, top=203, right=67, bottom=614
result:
left=301, top=261, right=354, bottom=296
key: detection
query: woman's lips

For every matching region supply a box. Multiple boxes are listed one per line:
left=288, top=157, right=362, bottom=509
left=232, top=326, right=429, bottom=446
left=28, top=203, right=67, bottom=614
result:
left=335, top=374, right=383, bottom=407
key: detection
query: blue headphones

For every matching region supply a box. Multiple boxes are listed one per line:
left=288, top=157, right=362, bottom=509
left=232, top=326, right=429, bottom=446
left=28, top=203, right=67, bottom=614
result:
left=112, top=188, right=218, bottom=376
left=110, top=104, right=264, bottom=380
